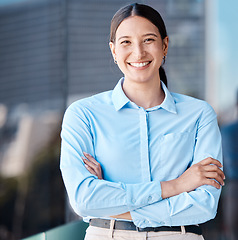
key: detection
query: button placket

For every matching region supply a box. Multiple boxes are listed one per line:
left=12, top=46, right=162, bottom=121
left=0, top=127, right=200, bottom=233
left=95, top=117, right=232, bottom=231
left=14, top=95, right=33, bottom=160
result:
left=139, top=109, right=151, bottom=182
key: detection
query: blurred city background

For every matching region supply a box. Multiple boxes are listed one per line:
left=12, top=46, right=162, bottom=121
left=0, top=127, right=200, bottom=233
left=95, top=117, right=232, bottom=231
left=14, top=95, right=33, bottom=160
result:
left=0, top=0, right=237, bottom=239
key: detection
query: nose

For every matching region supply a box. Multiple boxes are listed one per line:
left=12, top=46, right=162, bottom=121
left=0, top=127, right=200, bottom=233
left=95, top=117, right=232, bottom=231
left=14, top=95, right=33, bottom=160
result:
left=133, top=43, right=145, bottom=60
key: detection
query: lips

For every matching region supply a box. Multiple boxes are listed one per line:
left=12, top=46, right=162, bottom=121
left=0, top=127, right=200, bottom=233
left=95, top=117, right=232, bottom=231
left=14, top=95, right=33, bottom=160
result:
left=128, top=61, right=151, bottom=68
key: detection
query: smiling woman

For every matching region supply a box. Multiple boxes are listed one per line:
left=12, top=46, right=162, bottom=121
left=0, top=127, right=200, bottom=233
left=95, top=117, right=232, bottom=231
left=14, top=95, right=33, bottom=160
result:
left=109, top=15, right=168, bottom=109
left=60, top=3, right=224, bottom=240
left=110, top=4, right=168, bottom=87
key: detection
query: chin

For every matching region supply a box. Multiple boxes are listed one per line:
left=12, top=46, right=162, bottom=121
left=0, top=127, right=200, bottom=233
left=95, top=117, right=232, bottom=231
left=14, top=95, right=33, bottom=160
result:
left=126, top=74, right=155, bottom=84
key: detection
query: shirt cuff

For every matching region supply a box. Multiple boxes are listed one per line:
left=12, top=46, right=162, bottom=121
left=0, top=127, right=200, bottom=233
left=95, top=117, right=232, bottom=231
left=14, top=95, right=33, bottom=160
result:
left=130, top=198, right=171, bottom=228
left=125, top=181, right=162, bottom=210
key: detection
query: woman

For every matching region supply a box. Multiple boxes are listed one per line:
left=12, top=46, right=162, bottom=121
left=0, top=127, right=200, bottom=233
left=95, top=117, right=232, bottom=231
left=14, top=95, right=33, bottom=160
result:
left=60, top=3, right=225, bottom=240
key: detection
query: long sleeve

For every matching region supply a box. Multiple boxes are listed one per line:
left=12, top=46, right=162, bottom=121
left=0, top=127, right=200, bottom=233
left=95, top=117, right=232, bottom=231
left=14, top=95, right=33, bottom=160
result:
left=60, top=79, right=223, bottom=227
left=60, top=104, right=163, bottom=217
left=130, top=103, right=223, bottom=227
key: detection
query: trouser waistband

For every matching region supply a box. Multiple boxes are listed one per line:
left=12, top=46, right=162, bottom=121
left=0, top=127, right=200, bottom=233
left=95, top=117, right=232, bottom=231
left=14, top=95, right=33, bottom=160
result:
left=89, top=219, right=202, bottom=235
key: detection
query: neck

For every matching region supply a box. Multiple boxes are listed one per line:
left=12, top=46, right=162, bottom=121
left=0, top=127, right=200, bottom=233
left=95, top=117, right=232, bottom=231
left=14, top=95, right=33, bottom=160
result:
left=122, top=78, right=165, bottom=109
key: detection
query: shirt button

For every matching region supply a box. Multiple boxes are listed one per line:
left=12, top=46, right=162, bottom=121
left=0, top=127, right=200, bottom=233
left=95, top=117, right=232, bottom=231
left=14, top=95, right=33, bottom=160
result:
left=159, top=221, right=165, bottom=225
left=132, top=199, right=136, bottom=204
left=148, top=196, right=153, bottom=203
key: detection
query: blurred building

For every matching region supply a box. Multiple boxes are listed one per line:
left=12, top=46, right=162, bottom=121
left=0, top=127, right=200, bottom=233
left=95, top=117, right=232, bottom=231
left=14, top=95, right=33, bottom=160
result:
left=0, top=0, right=208, bottom=176
left=0, top=108, right=61, bottom=177
left=0, top=0, right=66, bottom=110
left=0, top=0, right=207, bottom=110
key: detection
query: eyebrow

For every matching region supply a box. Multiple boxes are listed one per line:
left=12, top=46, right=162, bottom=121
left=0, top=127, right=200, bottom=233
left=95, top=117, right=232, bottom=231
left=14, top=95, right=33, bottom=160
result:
left=143, top=33, right=158, bottom=38
left=117, top=36, right=130, bottom=41
left=117, top=33, right=158, bottom=41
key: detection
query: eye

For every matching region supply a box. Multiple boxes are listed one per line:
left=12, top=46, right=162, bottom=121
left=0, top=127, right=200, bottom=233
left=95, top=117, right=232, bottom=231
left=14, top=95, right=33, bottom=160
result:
left=144, top=38, right=155, bottom=43
left=120, top=40, right=131, bottom=45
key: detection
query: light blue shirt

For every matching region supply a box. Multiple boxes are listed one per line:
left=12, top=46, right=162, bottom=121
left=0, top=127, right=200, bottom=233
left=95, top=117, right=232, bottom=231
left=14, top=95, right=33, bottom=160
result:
left=60, top=78, right=222, bottom=228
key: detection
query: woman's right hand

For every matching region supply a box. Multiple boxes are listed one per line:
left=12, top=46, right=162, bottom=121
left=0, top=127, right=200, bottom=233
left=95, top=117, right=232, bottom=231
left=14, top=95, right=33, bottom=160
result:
left=82, top=152, right=103, bottom=179
left=161, top=157, right=225, bottom=199
left=82, top=152, right=132, bottom=220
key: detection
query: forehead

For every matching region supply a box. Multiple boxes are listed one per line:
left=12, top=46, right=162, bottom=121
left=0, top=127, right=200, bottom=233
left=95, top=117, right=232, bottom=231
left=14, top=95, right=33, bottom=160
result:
left=115, top=16, right=160, bottom=39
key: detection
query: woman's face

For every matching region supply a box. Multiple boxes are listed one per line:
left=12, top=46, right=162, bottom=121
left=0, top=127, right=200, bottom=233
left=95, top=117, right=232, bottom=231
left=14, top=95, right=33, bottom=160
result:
left=110, top=16, right=169, bottom=85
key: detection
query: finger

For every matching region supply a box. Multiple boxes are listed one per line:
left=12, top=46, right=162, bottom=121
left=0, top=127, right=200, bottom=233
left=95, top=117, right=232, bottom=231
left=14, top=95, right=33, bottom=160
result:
left=83, top=152, right=92, bottom=160
left=84, top=164, right=97, bottom=176
left=83, top=152, right=100, bottom=165
left=205, top=172, right=225, bottom=186
left=84, top=162, right=102, bottom=179
left=201, top=158, right=222, bottom=167
left=87, top=154, right=100, bottom=166
left=82, top=154, right=103, bottom=179
left=82, top=156, right=90, bottom=164
left=205, top=179, right=222, bottom=189
left=204, top=165, right=225, bottom=179
left=82, top=157, right=97, bottom=168
left=82, top=157, right=102, bottom=177
left=83, top=152, right=94, bottom=160
left=200, top=158, right=223, bottom=168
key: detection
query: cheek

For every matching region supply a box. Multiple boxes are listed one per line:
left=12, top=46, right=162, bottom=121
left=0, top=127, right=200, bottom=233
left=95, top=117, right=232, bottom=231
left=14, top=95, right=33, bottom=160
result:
left=152, top=47, right=165, bottom=64
left=117, top=58, right=128, bottom=73
left=150, top=44, right=163, bottom=55
left=115, top=46, right=130, bottom=60
left=115, top=52, right=130, bottom=75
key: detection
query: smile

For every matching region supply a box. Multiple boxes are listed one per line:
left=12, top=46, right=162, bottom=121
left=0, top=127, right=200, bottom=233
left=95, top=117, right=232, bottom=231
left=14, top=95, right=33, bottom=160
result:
left=128, top=61, right=151, bottom=68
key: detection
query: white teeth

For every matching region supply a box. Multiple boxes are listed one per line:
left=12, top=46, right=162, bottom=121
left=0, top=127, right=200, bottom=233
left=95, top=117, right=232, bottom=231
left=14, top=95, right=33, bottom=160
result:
left=129, top=62, right=150, bottom=68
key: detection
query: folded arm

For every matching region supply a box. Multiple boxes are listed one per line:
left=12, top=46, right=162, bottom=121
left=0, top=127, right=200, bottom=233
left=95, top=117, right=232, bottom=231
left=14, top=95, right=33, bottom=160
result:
left=60, top=105, right=164, bottom=217
left=131, top=105, right=223, bottom=227
left=82, top=103, right=224, bottom=226
left=83, top=156, right=224, bottom=222
left=61, top=102, right=223, bottom=225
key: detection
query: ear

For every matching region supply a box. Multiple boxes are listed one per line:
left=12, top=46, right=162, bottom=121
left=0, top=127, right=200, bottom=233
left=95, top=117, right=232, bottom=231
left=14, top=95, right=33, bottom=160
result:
left=162, top=36, right=169, bottom=56
left=109, top=42, right=116, bottom=60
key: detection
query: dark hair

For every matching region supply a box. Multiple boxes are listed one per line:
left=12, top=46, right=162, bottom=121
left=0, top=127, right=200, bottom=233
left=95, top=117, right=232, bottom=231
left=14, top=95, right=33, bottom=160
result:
left=110, top=3, right=168, bottom=86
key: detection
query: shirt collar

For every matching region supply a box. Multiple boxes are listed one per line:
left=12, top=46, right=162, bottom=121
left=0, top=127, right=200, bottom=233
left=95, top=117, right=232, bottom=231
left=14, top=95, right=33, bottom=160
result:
left=112, top=78, right=130, bottom=111
left=159, top=81, right=177, bottom=114
left=112, top=78, right=177, bottom=114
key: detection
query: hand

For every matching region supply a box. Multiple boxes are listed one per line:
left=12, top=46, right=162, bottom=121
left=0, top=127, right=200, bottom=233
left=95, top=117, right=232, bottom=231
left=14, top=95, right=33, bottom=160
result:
left=82, top=152, right=132, bottom=220
left=82, top=152, right=103, bottom=179
left=161, top=157, right=225, bottom=199
left=178, top=157, right=225, bottom=190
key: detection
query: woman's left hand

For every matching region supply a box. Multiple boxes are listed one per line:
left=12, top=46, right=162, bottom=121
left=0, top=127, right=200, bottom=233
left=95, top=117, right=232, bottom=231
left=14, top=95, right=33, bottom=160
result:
left=82, top=152, right=103, bottom=179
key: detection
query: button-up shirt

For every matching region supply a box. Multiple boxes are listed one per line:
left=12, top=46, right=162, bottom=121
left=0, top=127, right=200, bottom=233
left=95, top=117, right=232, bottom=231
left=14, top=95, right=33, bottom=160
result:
left=60, top=78, right=222, bottom=228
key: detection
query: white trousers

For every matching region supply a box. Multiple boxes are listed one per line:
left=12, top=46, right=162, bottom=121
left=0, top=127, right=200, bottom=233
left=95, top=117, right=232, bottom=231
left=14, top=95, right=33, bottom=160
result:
left=84, top=225, right=205, bottom=240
